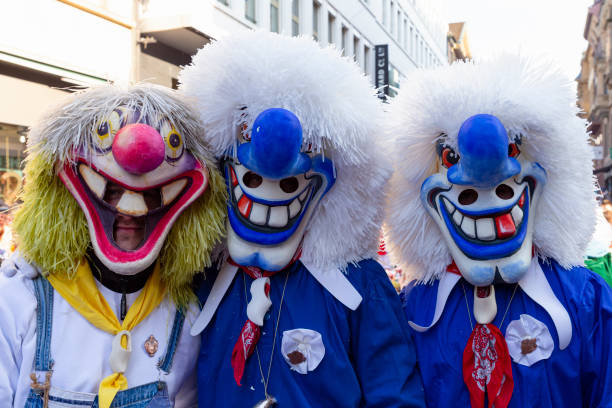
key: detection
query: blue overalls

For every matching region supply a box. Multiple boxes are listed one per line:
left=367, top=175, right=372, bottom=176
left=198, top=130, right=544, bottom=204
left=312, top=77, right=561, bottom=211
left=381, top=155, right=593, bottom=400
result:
left=25, top=277, right=185, bottom=408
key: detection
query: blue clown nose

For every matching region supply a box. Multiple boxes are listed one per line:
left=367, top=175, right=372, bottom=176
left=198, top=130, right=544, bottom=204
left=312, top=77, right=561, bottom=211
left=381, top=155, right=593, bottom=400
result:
left=237, top=108, right=311, bottom=179
left=447, top=114, right=521, bottom=188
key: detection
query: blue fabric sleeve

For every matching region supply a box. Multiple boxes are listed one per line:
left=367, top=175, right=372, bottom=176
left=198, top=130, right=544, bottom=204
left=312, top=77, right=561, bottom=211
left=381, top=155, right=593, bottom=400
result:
left=347, top=260, right=425, bottom=408
left=578, top=269, right=612, bottom=407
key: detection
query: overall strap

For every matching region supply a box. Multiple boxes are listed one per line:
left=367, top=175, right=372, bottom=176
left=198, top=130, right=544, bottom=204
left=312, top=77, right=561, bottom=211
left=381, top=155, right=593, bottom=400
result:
left=157, top=308, right=185, bottom=374
left=32, top=277, right=54, bottom=371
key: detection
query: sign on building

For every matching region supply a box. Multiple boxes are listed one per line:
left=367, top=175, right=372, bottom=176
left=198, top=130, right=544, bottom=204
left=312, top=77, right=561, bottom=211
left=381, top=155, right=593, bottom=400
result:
left=375, top=45, right=389, bottom=96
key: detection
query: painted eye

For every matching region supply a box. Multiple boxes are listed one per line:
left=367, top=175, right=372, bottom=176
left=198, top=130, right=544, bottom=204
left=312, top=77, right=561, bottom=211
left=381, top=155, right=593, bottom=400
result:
left=240, top=122, right=251, bottom=142
left=508, top=143, right=520, bottom=158
left=92, top=110, right=122, bottom=153
left=160, top=120, right=184, bottom=162
left=441, top=147, right=460, bottom=168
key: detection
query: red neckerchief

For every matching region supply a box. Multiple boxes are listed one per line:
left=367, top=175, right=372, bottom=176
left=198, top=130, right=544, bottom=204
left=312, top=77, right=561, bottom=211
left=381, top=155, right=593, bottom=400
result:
left=229, top=249, right=302, bottom=386
left=447, top=261, right=514, bottom=408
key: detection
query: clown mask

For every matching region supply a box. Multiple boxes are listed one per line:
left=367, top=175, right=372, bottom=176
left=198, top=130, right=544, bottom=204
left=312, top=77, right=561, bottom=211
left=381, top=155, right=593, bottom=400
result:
left=224, top=108, right=336, bottom=271
left=59, top=107, right=209, bottom=275
left=420, top=114, right=547, bottom=286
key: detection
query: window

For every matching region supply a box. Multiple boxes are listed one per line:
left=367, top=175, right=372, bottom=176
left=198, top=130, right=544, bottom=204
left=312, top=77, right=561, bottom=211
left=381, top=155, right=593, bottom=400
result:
left=409, top=25, right=414, bottom=55
left=382, top=0, right=388, bottom=26
left=403, top=18, right=408, bottom=49
left=270, top=0, right=279, bottom=33
left=313, top=2, right=320, bottom=41
left=364, top=45, right=371, bottom=76
left=353, top=36, right=360, bottom=64
left=420, top=39, right=424, bottom=65
left=245, top=0, right=256, bottom=23
left=217, top=0, right=229, bottom=5
left=390, top=1, right=394, bottom=34
left=341, top=25, right=348, bottom=56
left=389, top=66, right=400, bottom=97
left=397, top=10, right=401, bottom=41
left=292, top=0, right=300, bottom=36
left=328, top=13, right=335, bottom=44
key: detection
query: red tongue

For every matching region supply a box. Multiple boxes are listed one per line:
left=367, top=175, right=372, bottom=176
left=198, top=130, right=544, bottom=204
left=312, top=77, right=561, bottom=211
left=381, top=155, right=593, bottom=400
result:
left=238, top=194, right=252, bottom=217
left=494, top=213, right=515, bottom=239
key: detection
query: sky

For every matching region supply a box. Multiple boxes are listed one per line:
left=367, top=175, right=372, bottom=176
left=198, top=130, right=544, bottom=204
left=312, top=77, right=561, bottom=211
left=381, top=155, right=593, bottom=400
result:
left=444, top=0, right=594, bottom=81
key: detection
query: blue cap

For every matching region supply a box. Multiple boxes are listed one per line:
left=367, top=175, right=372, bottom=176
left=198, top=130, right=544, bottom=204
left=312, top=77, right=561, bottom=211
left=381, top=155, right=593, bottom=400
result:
left=237, top=108, right=311, bottom=179
left=447, top=114, right=521, bottom=188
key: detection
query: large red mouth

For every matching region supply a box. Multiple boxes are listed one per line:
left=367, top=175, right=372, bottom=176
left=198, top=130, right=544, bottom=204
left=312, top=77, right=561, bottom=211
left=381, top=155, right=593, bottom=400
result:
left=59, top=158, right=208, bottom=270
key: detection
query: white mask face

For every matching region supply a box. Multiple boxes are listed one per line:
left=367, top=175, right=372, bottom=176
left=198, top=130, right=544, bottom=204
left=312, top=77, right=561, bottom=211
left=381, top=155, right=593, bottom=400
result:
left=224, top=108, right=336, bottom=271
left=59, top=107, right=209, bottom=275
left=420, top=114, right=547, bottom=286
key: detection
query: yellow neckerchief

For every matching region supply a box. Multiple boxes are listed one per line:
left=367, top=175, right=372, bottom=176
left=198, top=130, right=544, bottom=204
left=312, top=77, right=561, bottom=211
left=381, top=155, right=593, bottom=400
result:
left=47, top=259, right=166, bottom=408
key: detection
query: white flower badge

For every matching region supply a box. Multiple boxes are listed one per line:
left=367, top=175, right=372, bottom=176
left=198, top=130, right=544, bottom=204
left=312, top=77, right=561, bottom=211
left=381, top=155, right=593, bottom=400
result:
left=505, top=314, right=554, bottom=367
left=281, top=328, right=325, bottom=374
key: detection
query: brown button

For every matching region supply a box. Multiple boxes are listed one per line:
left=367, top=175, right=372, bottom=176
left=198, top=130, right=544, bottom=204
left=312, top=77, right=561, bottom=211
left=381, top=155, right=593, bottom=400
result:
left=287, top=350, right=307, bottom=365
left=144, top=335, right=159, bottom=357
left=520, top=338, right=537, bottom=355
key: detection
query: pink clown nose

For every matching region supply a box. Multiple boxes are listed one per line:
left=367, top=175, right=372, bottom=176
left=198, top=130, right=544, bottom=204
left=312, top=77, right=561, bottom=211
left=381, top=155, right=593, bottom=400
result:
left=112, top=123, right=165, bottom=174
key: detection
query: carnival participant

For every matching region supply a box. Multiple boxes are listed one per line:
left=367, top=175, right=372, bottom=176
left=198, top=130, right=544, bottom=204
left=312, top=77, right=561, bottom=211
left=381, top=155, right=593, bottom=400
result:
left=0, top=84, right=226, bottom=407
left=387, top=55, right=612, bottom=407
left=180, top=31, right=425, bottom=407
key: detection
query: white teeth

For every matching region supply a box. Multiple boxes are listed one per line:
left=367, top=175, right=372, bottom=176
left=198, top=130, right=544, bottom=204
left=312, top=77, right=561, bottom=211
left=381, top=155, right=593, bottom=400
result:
left=443, top=197, right=454, bottom=214
left=250, top=202, right=268, bottom=225
left=234, top=186, right=243, bottom=201
left=161, top=179, right=187, bottom=206
left=461, top=217, right=476, bottom=238
left=268, top=206, right=288, bottom=227
left=299, top=189, right=309, bottom=201
left=452, top=210, right=463, bottom=226
left=476, top=218, right=496, bottom=241
left=511, top=205, right=523, bottom=226
left=289, top=199, right=301, bottom=218
left=79, top=165, right=106, bottom=199
left=116, top=190, right=148, bottom=216
left=238, top=187, right=306, bottom=228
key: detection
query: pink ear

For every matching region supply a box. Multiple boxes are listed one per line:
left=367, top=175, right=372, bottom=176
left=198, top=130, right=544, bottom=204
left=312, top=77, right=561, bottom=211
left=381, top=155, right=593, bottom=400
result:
left=112, top=123, right=165, bottom=174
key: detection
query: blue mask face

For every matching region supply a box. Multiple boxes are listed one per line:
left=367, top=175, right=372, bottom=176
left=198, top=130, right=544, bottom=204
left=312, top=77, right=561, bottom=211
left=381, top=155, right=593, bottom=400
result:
left=420, top=114, right=547, bottom=286
left=225, top=108, right=336, bottom=271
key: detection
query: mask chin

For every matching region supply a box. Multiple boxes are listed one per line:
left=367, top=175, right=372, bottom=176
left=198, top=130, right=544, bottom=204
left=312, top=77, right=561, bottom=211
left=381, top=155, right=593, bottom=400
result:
left=225, top=155, right=335, bottom=271
left=421, top=160, right=547, bottom=286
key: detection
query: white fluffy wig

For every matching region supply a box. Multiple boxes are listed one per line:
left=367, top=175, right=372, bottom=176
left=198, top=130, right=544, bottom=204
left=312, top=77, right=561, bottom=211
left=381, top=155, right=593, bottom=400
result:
left=386, top=55, right=598, bottom=282
left=179, top=30, right=390, bottom=271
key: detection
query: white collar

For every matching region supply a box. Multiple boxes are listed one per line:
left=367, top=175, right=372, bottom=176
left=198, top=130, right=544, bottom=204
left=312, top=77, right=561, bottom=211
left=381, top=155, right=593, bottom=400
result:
left=518, top=258, right=572, bottom=349
left=408, top=257, right=572, bottom=350
left=190, top=259, right=362, bottom=336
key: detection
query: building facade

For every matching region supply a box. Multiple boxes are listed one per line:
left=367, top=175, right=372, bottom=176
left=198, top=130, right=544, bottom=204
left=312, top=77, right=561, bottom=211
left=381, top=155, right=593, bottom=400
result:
left=0, top=0, right=448, bottom=205
left=578, top=0, right=612, bottom=196
left=139, top=0, right=448, bottom=90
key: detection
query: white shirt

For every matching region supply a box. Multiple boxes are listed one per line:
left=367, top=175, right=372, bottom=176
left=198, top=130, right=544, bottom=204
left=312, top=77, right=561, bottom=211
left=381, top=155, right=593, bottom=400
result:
left=0, top=270, right=200, bottom=407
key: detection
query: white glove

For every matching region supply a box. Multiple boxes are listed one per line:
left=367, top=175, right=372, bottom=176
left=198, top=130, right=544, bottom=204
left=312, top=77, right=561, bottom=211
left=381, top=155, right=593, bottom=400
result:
left=0, top=251, right=40, bottom=279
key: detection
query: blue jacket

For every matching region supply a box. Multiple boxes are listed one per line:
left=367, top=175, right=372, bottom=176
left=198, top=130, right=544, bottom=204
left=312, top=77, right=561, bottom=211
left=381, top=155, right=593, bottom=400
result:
left=197, top=259, right=425, bottom=407
left=402, top=258, right=612, bottom=407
